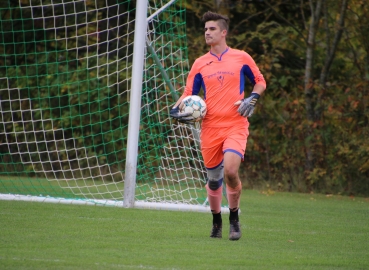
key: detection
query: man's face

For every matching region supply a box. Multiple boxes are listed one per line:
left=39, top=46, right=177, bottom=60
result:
left=204, top=20, right=226, bottom=46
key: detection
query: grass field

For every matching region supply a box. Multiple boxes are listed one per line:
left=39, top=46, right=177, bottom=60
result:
left=1, top=190, right=368, bottom=270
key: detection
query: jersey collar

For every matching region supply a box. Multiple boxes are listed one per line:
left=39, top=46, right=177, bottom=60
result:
left=209, top=47, right=229, bottom=61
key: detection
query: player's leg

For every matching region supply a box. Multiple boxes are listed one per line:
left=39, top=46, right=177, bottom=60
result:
left=205, top=161, right=224, bottom=238
left=222, top=125, right=248, bottom=240
left=201, top=126, right=225, bottom=238
left=223, top=151, right=243, bottom=241
left=223, top=151, right=242, bottom=207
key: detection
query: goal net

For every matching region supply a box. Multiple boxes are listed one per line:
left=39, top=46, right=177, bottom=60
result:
left=0, top=0, right=228, bottom=212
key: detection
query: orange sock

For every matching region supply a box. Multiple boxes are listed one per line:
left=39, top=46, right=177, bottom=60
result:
left=205, top=184, right=223, bottom=214
left=226, top=183, right=242, bottom=210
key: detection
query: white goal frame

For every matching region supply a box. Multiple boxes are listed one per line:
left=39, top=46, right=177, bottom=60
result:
left=0, top=0, right=230, bottom=213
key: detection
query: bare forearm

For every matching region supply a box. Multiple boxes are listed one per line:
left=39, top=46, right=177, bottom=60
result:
left=251, top=83, right=266, bottom=96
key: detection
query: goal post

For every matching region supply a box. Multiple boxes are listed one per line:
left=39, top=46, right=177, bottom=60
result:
left=123, top=0, right=148, bottom=208
left=0, top=0, right=230, bottom=213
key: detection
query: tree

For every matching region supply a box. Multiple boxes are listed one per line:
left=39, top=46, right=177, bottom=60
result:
left=185, top=0, right=369, bottom=195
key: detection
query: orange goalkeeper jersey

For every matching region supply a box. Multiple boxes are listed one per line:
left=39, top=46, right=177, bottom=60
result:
left=181, top=47, right=266, bottom=128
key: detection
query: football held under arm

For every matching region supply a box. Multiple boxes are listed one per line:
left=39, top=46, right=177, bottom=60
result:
left=170, top=60, right=203, bottom=123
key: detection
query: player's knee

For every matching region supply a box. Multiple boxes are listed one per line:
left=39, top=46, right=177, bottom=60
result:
left=207, top=178, right=223, bottom=190
left=224, top=167, right=238, bottom=181
left=206, top=162, right=224, bottom=191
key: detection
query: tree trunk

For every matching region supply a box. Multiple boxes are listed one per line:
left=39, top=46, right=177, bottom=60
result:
left=304, top=0, right=323, bottom=172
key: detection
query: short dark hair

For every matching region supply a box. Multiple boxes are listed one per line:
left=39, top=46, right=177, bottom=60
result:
left=201, top=11, right=230, bottom=32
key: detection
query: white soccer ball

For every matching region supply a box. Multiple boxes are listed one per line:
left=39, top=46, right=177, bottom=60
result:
left=180, top=95, right=207, bottom=122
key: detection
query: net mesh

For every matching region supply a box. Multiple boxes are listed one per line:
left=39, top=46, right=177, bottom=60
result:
left=0, top=0, right=210, bottom=208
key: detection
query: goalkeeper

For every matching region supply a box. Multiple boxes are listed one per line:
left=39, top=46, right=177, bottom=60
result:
left=171, top=11, right=266, bottom=240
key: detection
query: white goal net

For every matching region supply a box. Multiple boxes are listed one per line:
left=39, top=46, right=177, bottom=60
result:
left=0, top=0, right=229, bottom=212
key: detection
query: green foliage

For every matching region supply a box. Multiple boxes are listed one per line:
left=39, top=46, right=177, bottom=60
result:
left=185, top=0, right=369, bottom=195
left=0, top=1, right=133, bottom=178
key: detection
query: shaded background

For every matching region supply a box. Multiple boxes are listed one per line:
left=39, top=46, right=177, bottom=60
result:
left=185, top=0, right=369, bottom=195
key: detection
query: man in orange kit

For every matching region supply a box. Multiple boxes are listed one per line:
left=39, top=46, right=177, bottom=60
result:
left=170, top=11, right=266, bottom=240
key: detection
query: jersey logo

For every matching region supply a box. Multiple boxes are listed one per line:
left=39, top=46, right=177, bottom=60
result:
left=217, top=75, right=224, bottom=87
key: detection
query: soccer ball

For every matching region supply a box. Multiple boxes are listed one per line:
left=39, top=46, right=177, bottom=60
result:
left=180, top=95, right=207, bottom=122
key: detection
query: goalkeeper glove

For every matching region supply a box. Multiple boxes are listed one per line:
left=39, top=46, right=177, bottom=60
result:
left=235, top=93, right=260, bottom=117
left=170, top=106, right=194, bottom=124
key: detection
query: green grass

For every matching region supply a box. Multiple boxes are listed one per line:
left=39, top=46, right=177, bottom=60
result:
left=0, top=175, right=208, bottom=203
left=1, top=190, right=368, bottom=270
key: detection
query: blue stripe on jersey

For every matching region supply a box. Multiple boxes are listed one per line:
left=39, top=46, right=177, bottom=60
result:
left=240, top=65, right=256, bottom=94
left=192, top=73, right=206, bottom=99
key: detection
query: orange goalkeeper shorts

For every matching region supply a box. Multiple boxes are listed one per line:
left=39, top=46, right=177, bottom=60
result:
left=200, top=123, right=249, bottom=169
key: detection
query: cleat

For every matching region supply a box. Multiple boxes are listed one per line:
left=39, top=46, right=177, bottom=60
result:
left=229, top=220, right=241, bottom=241
left=210, top=223, right=222, bottom=238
